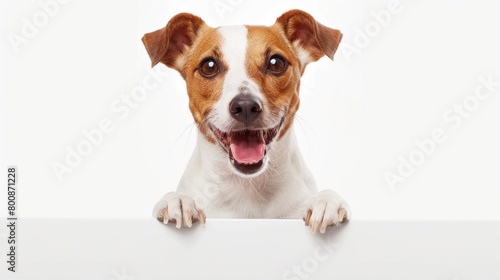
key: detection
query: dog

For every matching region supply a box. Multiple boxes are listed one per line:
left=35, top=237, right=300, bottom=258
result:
left=142, top=9, right=350, bottom=234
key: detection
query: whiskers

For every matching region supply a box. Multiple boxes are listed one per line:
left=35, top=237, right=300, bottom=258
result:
left=163, top=121, right=197, bottom=159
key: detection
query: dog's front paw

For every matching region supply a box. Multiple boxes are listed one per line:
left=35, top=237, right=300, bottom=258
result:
left=304, top=190, right=350, bottom=234
left=153, top=192, right=206, bottom=228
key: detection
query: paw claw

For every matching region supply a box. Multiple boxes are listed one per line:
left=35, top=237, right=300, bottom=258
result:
left=320, top=219, right=330, bottom=234
left=311, top=221, right=320, bottom=235
left=184, top=210, right=193, bottom=228
left=304, top=209, right=312, bottom=226
left=198, top=209, right=206, bottom=225
left=337, top=207, right=349, bottom=223
left=162, top=208, right=169, bottom=224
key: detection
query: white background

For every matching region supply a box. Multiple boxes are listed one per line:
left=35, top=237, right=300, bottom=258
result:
left=0, top=0, right=499, bottom=220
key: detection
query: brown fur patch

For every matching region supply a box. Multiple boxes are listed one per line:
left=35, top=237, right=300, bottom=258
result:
left=245, top=25, right=304, bottom=139
left=275, top=9, right=342, bottom=61
left=179, top=27, right=226, bottom=142
left=142, top=13, right=205, bottom=69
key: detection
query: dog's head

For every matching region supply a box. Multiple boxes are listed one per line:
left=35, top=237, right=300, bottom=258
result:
left=142, top=10, right=342, bottom=177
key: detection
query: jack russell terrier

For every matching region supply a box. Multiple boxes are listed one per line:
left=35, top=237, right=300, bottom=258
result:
left=142, top=9, right=350, bottom=234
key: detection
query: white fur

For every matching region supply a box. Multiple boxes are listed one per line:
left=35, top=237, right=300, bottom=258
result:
left=210, top=26, right=268, bottom=132
left=153, top=24, right=350, bottom=233
left=294, top=41, right=313, bottom=66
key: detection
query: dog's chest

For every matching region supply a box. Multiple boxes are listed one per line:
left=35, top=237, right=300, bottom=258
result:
left=204, top=176, right=274, bottom=218
left=200, top=172, right=307, bottom=218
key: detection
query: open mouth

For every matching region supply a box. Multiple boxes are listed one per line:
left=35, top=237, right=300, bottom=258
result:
left=210, top=120, right=283, bottom=175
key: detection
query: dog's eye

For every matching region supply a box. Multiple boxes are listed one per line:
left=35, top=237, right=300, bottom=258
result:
left=266, top=55, right=287, bottom=75
left=199, top=58, right=220, bottom=78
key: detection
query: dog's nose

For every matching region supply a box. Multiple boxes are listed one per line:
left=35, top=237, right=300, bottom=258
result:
left=229, top=94, right=262, bottom=125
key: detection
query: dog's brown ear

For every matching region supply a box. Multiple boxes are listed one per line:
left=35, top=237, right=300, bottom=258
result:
left=142, top=13, right=205, bottom=69
left=275, top=9, right=342, bottom=63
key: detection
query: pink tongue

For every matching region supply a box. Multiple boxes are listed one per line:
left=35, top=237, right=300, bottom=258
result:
left=229, top=132, right=265, bottom=164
